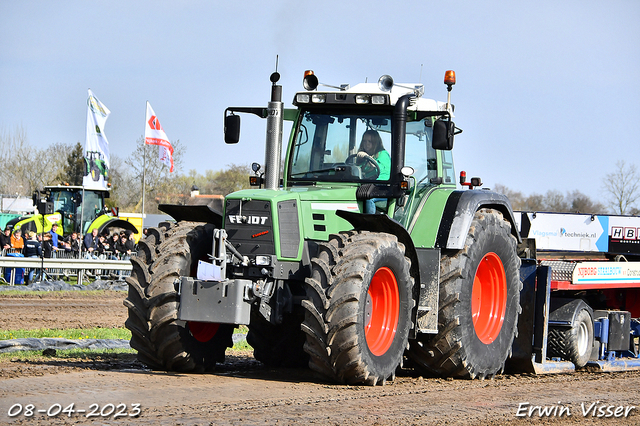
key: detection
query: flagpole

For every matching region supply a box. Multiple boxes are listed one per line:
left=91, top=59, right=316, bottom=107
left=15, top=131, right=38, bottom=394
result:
left=142, top=145, right=146, bottom=228
left=80, top=186, right=84, bottom=243
left=141, top=102, right=147, bottom=229
left=80, top=88, right=89, bottom=258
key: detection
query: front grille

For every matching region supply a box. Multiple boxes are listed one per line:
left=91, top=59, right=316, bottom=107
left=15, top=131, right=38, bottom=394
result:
left=225, top=199, right=274, bottom=255
left=277, top=200, right=300, bottom=258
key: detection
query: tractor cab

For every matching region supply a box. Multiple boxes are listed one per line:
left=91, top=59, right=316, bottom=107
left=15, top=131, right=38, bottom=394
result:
left=45, top=185, right=108, bottom=235
left=284, top=72, right=459, bottom=225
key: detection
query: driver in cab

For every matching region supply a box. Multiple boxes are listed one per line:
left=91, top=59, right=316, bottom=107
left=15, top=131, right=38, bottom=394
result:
left=356, top=130, right=390, bottom=214
left=356, top=130, right=390, bottom=180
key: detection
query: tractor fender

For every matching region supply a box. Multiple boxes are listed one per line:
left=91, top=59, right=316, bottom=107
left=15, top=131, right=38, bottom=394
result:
left=94, top=218, right=140, bottom=236
left=158, top=203, right=223, bottom=228
left=435, top=190, right=521, bottom=250
left=11, top=213, right=62, bottom=234
left=4, top=217, right=22, bottom=231
left=335, top=210, right=419, bottom=278
left=549, top=298, right=593, bottom=328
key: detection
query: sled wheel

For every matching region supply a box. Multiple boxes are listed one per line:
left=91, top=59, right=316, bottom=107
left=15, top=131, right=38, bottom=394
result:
left=548, top=308, right=594, bottom=368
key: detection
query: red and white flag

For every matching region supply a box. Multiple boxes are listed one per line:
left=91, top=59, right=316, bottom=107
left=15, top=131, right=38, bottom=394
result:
left=144, top=102, right=174, bottom=172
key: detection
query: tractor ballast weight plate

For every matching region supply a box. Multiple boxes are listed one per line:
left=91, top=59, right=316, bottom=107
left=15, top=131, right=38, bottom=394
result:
left=178, top=277, right=251, bottom=325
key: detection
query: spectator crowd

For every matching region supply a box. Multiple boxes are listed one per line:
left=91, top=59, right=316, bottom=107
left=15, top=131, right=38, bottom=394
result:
left=0, top=224, right=138, bottom=260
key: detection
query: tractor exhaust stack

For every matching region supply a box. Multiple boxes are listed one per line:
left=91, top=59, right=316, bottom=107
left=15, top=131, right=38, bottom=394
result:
left=264, top=72, right=283, bottom=190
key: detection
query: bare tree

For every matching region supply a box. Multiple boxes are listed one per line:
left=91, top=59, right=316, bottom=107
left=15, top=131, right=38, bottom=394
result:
left=107, top=154, right=137, bottom=210
left=495, top=184, right=606, bottom=214
left=0, top=125, right=30, bottom=195
left=493, top=184, right=525, bottom=210
left=210, top=163, right=251, bottom=196
left=521, top=193, right=545, bottom=211
left=566, top=190, right=606, bottom=214
left=543, top=190, right=569, bottom=213
left=0, top=126, right=71, bottom=195
left=124, top=137, right=184, bottom=213
left=494, top=184, right=546, bottom=211
left=603, top=160, right=640, bottom=215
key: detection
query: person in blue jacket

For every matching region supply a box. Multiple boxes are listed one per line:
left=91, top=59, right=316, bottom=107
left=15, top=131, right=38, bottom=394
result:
left=23, top=231, right=42, bottom=283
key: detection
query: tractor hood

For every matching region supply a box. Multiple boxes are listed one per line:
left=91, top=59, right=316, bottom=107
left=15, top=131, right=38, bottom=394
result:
left=225, top=185, right=359, bottom=211
left=224, top=185, right=362, bottom=261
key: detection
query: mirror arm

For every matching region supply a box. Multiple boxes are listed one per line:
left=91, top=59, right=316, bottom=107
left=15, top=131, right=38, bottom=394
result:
left=225, top=107, right=268, bottom=119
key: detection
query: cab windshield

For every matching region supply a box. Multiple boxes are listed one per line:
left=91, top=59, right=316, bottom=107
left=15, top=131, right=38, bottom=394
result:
left=49, top=189, right=105, bottom=235
left=81, top=191, right=104, bottom=234
left=50, top=189, right=79, bottom=235
left=288, top=110, right=438, bottom=185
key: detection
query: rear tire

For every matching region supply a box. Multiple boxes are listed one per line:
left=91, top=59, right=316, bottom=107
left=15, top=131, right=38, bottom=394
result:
left=123, top=222, right=234, bottom=372
left=548, top=309, right=593, bottom=368
left=407, top=208, right=521, bottom=379
left=247, top=310, right=309, bottom=368
left=302, top=231, right=413, bottom=385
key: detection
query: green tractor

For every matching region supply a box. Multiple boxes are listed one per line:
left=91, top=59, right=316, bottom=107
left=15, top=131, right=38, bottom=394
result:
left=84, top=151, right=109, bottom=182
left=124, top=70, right=521, bottom=385
left=10, top=185, right=138, bottom=240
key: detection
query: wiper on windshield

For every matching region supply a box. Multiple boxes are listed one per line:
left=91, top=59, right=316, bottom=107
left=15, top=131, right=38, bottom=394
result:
left=290, top=165, right=347, bottom=178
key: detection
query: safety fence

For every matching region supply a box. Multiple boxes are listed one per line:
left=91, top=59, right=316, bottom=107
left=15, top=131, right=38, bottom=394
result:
left=0, top=252, right=133, bottom=285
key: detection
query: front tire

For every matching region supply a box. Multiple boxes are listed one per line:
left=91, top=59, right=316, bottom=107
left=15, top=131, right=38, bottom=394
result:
left=302, top=231, right=414, bottom=385
left=123, top=222, right=234, bottom=372
left=408, top=208, right=521, bottom=379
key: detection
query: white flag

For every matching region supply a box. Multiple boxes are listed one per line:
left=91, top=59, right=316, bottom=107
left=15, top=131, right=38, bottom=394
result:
left=83, top=89, right=111, bottom=189
left=144, top=102, right=174, bottom=172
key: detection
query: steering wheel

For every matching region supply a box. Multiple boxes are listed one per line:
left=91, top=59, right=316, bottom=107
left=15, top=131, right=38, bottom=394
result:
left=346, top=153, right=380, bottom=179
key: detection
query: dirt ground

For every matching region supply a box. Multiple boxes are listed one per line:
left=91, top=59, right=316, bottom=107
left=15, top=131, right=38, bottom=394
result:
left=1, top=291, right=639, bottom=425
left=0, top=291, right=127, bottom=330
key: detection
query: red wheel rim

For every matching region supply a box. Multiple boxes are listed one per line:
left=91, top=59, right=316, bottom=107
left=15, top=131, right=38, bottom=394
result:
left=188, top=321, right=220, bottom=342
left=365, top=267, right=400, bottom=356
left=471, top=252, right=507, bottom=344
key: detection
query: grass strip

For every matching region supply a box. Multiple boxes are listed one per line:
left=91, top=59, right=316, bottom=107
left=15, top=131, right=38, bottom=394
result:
left=0, top=328, right=132, bottom=341
left=0, top=289, right=121, bottom=298
left=0, top=347, right=136, bottom=362
left=2, top=326, right=247, bottom=340
left=0, top=326, right=251, bottom=361
left=0, top=344, right=251, bottom=362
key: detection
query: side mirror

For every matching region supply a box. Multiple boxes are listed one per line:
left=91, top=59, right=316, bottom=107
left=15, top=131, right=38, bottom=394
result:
left=224, top=114, right=241, bottom=144
left=432, top=120, right=455, bottom=150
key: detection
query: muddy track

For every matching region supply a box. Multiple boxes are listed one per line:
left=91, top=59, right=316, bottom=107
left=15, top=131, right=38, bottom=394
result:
left=0, top=291, right=128, bottom=330
left=1, top=292, right=639, bottom=425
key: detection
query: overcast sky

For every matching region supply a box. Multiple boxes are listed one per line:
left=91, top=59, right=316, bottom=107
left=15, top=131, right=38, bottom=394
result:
left=1, top=1, right=639, bottom=204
